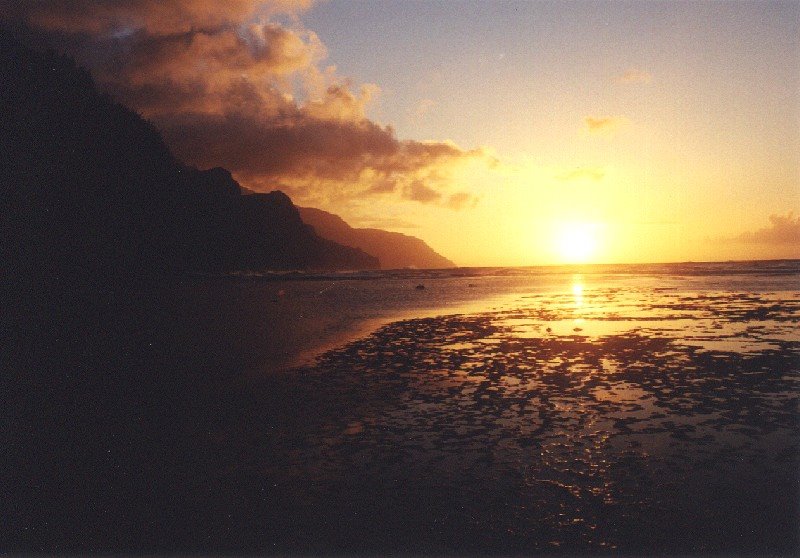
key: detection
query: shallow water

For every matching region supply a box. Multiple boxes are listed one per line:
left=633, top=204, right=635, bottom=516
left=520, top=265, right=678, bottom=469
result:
left=8, top=261, right=798, bottom=553
left=207, top=262, right=800, bottom=553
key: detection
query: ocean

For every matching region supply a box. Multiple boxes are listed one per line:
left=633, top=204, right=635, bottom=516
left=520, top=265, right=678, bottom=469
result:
left=221, top=259, right=800, bottom=368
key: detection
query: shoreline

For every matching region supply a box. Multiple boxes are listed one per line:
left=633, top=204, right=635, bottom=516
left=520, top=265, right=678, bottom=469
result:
left=222, top=284, right=800, bottom=554
left=173, top=269, right=800, bottom=379
left=6, top=265, right=798, bottom=554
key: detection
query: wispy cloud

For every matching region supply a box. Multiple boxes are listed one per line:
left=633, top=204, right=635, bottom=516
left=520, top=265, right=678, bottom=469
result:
left=407, top=180, right=442, bottom=203
left=446, top=192, right=478, bottom=210
left=584, top=116, right=629, bottom=136
left=616, top=69, right=652, bottom=84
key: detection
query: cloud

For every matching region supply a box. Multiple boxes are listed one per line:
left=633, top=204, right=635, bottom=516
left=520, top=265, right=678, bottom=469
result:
left=407, top=180, right=442, bottom=204
left=161, top=110, right=485, bottom=196
left=2, top=1, right=314, bottom=35
left=96, top=24, right=327, bottom=116
left=556, top=167, right=605, bottom=182
left=446, top=192, right=478, bottom=210
left=616, top=69, right=652, bottom=84
left=2, top=0, right=491, bottom=207
left=731, top=213, right=800, bottom=245
left=585, top=116, right=629, bottom=135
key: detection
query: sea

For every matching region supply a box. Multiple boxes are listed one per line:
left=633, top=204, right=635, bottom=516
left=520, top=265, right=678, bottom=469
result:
left=222, top=259, right=800, bottom=367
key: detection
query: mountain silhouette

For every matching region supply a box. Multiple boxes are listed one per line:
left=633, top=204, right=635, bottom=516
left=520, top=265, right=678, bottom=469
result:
left=298, top=206, right=455, bottom=269
left=178, top=166, right=378, bottom=272
left=1, top=36, right=376, bottom=552
left=0, top=37, right=377, bottom=283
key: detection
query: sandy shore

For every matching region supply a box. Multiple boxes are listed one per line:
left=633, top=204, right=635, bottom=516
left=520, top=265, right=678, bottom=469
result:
left=157, top=275, right=530, bottom=376
left=6, top=273, right=799, bottom=554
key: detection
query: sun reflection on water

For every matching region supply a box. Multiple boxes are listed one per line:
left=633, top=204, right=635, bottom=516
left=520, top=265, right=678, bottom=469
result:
left=571, top=275, right=585, bottom=308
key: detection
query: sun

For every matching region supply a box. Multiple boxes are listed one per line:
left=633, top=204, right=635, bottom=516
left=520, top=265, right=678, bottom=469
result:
left=554, top=222, right=600, bottom=264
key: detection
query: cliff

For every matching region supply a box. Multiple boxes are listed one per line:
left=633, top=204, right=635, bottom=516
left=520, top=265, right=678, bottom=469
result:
left=298, top=206, right=455, bottom=269
left=0, top=38, right=378, bottom=279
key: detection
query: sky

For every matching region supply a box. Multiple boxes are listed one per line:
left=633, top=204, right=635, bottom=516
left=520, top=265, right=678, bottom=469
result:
left=2, top=0, right=799, bottom=265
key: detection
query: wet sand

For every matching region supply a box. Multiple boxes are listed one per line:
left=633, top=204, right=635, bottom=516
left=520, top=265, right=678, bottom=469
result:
left=157, top=275, right=538, bottom=375
left=211, top=283, right=799, bottom=554
left=5, top=272, right=799, bottom=554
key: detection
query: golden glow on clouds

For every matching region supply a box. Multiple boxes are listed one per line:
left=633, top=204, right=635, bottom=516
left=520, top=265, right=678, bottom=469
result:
left=584, top=116, right=630, bottom=137
left=8, top=1, right=796, bottom=266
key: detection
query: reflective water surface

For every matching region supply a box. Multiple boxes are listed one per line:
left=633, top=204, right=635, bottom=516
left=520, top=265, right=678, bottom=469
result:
left=8, top=261, right=798, bottom=554
left=219, top=264, right=799, bottom=554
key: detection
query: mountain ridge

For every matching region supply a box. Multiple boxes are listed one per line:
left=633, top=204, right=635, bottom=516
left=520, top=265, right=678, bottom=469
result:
left=298, top=206, right=455, bottom=269
left=1, top=38, right=378, bottom=279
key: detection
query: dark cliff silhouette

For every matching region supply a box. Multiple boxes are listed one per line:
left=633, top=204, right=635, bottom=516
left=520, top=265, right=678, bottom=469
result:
left=3, top=36, right=379, bottom=553
left=179, top=167, right=378, bottom=272
left=298, top=206, right=455, bottom=269
left=0, top=37, right=377, bottom=283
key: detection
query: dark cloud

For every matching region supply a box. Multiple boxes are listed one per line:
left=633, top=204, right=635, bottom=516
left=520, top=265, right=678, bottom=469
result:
left=408, top=181, right=442, bottom=204
left=1, top=0, right=488, bottom=207
left=732, top=213, right=800, bottom=245
left=366, top=178, right=398, bottom=195
left=161, top=112, right=397, bottom=180
left=0, top=1, right=312, bottom=35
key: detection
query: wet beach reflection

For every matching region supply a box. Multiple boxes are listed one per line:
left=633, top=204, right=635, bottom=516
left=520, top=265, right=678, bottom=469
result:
left=230, top=278, right=799, bottom=553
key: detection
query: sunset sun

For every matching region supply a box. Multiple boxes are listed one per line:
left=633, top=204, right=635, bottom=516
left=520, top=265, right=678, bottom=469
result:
left=555, top=222, right=601, bottom=264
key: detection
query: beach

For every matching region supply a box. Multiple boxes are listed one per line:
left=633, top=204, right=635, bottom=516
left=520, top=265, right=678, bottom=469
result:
left=236, top=263, right=800, bottom=553
left=6, top=261, right=799, bottom=554
left=5, top=4, right=799, bottom=554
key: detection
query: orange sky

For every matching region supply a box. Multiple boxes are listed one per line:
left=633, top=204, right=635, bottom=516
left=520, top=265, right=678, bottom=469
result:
left=303, top=1, right=800, bottom=265
left=5, top=0, right=799, bottom=265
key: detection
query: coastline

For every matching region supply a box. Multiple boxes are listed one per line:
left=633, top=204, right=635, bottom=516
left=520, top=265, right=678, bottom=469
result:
left=161, top=264, right=800, bottom=378
left=5, top=263, right=798, bottom=553
left=179, top=274, right=532, bottom=377
left=207, top=270, right=799, bottom=553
